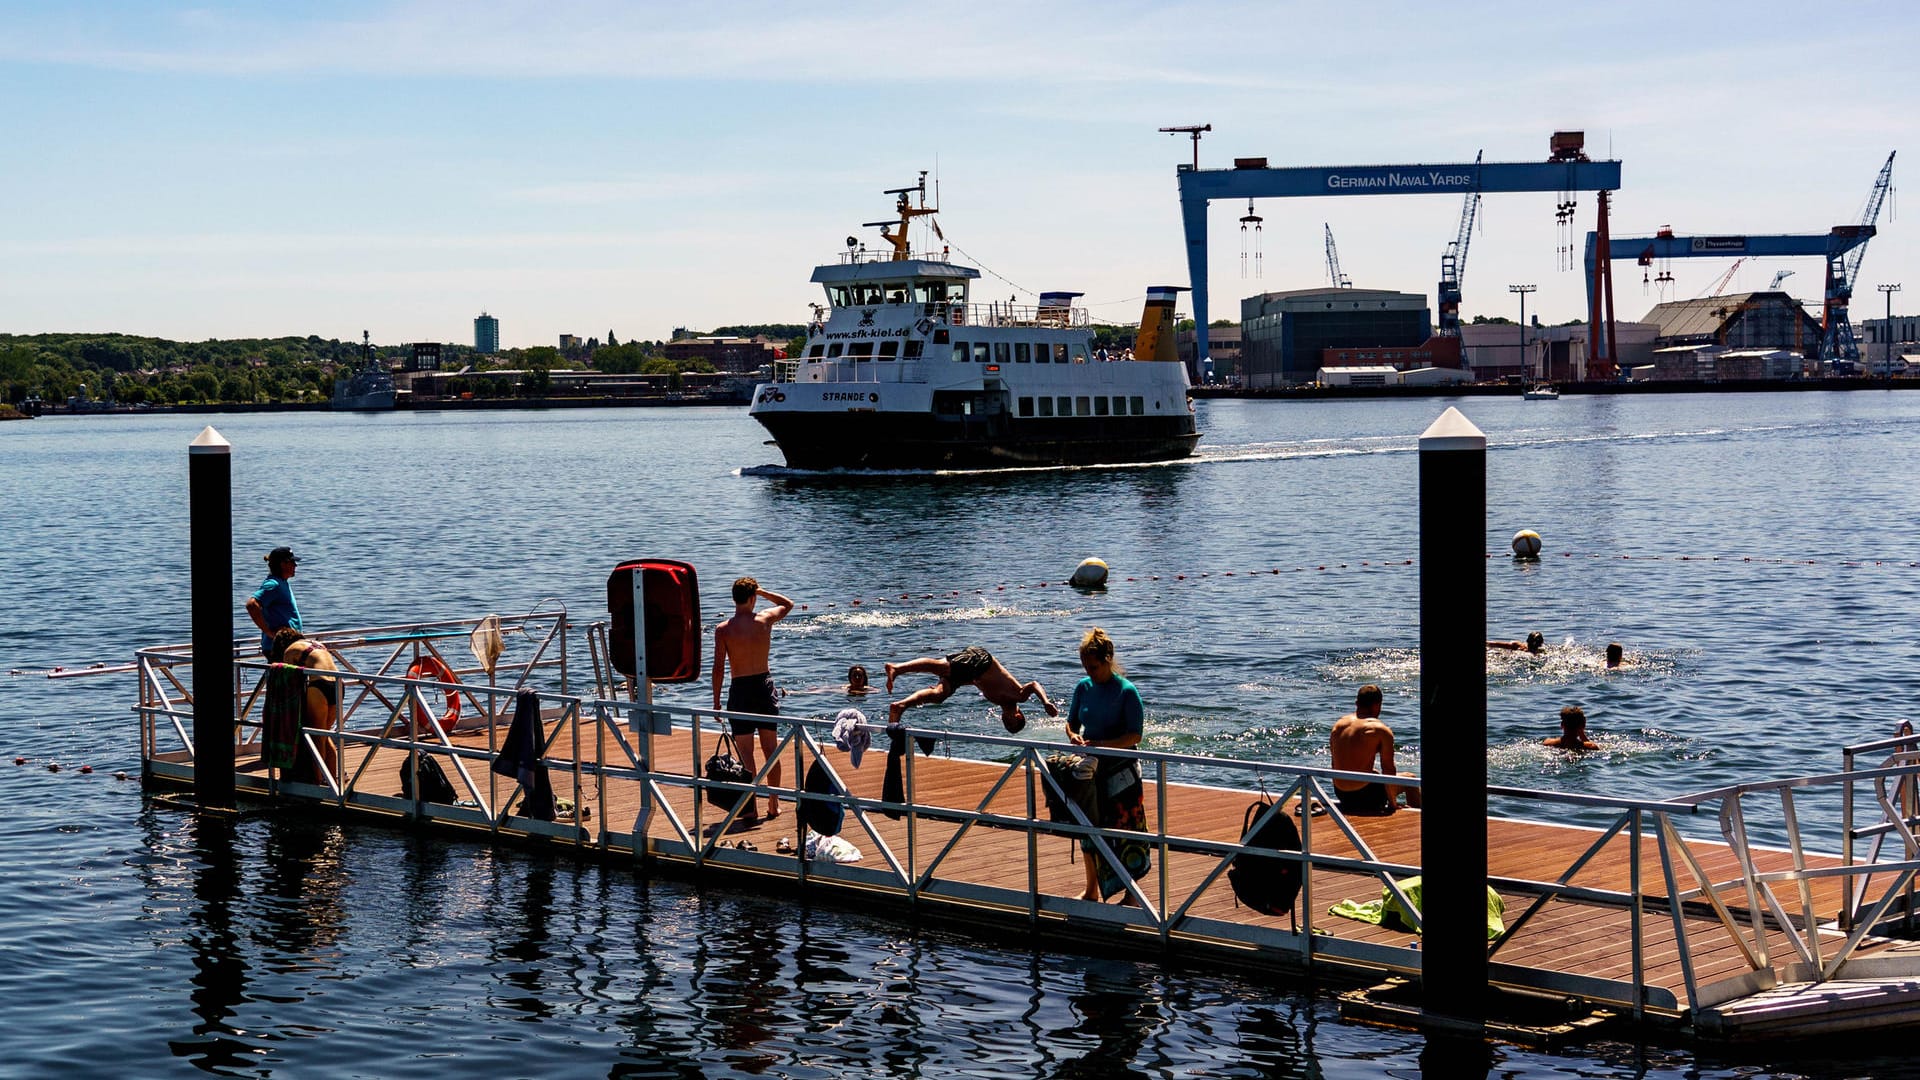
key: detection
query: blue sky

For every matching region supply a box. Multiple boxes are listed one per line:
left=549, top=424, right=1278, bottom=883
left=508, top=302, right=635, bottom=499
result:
left=0, top=1, right=1910, bottom=348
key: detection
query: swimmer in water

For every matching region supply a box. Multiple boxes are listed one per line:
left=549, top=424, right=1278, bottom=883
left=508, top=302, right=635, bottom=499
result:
left=1544, top=705, right=1599, bottom=751
left=1605, top=642, right=1624, bottom=669
left=844, top=664, right=874, bottom=695
left=1489, top=631, right=1546, bottom=654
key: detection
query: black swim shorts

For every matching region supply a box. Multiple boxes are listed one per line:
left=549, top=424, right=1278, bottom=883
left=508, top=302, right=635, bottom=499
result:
left=945, top=646, right=993, bottom=686
left=1335, top=781, right=1393, bottom=816
left=727, top=673, right=779, bottom=735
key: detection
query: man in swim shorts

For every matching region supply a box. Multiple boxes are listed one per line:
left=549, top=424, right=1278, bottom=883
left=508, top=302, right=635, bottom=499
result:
left=712, top=576, right=794, bottom=821
left=884, top=647, right=1057, bottom=733
left=1328, top=684, right=1419, bottom=816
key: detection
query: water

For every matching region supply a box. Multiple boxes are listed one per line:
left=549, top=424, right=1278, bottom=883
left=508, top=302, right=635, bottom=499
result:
left=4, top=393, right=1919, bottom=1077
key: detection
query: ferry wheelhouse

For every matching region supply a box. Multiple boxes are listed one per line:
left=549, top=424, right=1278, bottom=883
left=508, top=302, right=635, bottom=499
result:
left=749, top=177, right=1199, bottom=470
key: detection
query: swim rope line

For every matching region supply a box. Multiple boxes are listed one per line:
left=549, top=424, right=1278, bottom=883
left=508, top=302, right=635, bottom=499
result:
left=790, top=550, right=1920, bottom=612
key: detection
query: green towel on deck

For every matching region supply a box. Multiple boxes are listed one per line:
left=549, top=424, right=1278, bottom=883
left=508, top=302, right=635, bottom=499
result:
left=1327, top=876, right=1505, bottom=940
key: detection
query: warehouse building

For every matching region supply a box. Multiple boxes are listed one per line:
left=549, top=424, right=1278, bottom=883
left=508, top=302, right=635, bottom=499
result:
left=1239, top=287, right=1431, bottom=388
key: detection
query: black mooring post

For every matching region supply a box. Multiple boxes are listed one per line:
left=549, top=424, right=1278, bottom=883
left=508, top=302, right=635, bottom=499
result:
left=1418, top=406, right=1488, bottom=1024
left=189, top=426, right=235, bottom=810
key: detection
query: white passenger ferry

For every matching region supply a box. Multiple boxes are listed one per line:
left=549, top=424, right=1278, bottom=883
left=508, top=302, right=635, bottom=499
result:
left=749, top=177, right=1199, bottom=470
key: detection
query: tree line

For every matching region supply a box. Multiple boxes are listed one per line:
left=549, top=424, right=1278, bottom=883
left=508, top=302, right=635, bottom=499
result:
left=0, top=332, right=732, bottom=406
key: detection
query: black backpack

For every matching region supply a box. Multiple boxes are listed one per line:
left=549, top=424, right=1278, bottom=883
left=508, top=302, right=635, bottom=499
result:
left=401, top=751, right=459, bottom=804
left=1227, top=798, right=1303, bottom=917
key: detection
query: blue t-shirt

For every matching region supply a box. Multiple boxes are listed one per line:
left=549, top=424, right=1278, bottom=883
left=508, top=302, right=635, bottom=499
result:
left=251, top=574, right=302, bottom=654
left=1068, top=674, right=1144, bottom=744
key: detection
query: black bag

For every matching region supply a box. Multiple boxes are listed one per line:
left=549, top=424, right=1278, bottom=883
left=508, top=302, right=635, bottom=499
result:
left=401, top=751, right=458, bottom=804
left=1226, top=797, right=1303, bottom=917
left=1043, top=752, right=1096, bottom=824
left=801, top=760, right=845, bottom=837
left=703, top=733, right=752, bottom=810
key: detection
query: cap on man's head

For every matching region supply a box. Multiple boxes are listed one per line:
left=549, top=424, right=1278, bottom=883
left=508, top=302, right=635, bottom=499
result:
left=266, top=546, right=299, bottom=565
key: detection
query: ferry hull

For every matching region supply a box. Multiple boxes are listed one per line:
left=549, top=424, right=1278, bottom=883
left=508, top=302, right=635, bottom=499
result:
left=754, top=411, right=1199, bottom=470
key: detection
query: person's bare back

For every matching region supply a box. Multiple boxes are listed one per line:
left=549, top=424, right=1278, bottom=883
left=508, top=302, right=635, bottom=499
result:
left=1329, top=713, right=1396, bottom=790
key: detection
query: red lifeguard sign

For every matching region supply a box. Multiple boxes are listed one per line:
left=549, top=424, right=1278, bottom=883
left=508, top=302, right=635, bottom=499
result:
left=606, top=560, right=701, bottom=684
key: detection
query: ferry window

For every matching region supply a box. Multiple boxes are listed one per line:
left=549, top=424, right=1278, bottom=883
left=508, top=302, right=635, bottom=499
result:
left=953, top=342, right=969, bottom=362
left=1075, top=396, right=1091, bottom=416
left=827, top=343, right=844, bottom=358
left=1037, top=397, right=1054, bottom=417
left=878, top=341, right=899, bottom=359
left=1094, top=396, right=1110, bottom=417
left=973, top=343, right=991, bottom=363
left=994, top=342, right=1010, bottom=364
left=1129, top=395, right=1144, bottom=415
left=1034, top=341, right=1051, bottom=362
left=807, top=344, right=825, bottom=358
left=1057, top=396, right=1072, bottom=416
left=849, top=342, right=874, bottom=358
left=1053, top=344, right=1069, bottom=363
left=1018, top=397, right=1034, bottom=417
left=830, top=286, right=852, bottom=307
left=1112, top=396, right=1126, bottom=415
left=1070, top=344, right=1089, bottom=364
left=904, top=340, right=923, bottom=358
left=885, top=284, right=908, bottom=304
left=1014, top=343, right=1030, bottom=363
left=914, top=282, right=936, bottom=304
left=863, top=284, right=886, bottom=305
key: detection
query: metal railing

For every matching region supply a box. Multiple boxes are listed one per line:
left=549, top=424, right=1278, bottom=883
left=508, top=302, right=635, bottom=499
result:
left=135, top=620, right=1920, bottom=1020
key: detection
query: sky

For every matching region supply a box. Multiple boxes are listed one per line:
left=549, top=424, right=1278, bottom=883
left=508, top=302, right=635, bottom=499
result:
left=0, top=1, right=1912, bottom=349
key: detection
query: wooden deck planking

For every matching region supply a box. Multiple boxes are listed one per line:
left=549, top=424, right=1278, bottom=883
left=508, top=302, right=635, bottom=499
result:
left=205, top=717, right=1910, bottom=1014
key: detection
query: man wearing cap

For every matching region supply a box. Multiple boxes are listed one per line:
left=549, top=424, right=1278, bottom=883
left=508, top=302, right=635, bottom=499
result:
left=246, top=547, right=304, bottom=656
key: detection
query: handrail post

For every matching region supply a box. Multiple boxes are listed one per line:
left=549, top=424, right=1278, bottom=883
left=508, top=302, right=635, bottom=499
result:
left=1418, top=407, right=1488, bottom=1025
left=1629, top=807, right=1645, bottom=1023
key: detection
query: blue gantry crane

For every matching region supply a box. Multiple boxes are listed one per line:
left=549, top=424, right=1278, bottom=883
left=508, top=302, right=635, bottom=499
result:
left=1436, top=152, right=1483, bottom=335
left=1582, top=151, right=1892, bottom=371
left=1172, top=131, right=1620, bottom=379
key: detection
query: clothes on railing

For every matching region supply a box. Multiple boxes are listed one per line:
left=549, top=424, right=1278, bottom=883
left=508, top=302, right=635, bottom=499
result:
left=493, top=689, right=554, bottom=821
left=832, top=708, right=870, bottom=768
left=263, top=665, right=304, bottom=772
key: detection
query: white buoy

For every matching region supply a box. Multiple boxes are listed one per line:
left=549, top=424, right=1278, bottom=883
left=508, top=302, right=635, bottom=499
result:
left=1069, top=558, right=1109, bottom=588
left=1511, top=529, right=1543, bottom=559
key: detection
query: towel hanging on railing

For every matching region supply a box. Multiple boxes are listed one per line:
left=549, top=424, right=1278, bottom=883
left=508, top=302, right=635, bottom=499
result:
left=493, top=689, right=554, bottom=821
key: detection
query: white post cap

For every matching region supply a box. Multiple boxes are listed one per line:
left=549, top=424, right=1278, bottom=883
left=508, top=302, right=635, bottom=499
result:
left=188, top=426, right=231, bottom=454
left=1418, top=406, right=1485, bottom=452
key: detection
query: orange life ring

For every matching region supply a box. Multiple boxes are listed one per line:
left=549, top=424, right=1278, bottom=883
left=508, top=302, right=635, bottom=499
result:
left=405, top=655, right=462, bottom=732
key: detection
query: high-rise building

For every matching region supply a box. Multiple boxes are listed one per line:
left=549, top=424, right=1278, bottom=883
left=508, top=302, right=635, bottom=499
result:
left=475, top=312, right=500, bottom=354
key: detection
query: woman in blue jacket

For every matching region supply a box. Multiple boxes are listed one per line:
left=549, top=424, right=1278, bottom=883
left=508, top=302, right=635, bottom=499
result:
left=1065, top=627, right=1148, bottom=902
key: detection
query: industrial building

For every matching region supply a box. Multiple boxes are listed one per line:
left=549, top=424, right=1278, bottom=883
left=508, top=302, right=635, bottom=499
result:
left=1461, top=321, right=1657, bottom=382
left=1239, top=287, right=1431, bottom=388
left=1640, top=292, right=1822, bottom=363
left=1176, top=324, right=1241, bottom=383
left=1862, top=316, right=1918, bottom=373
left=661, top=335, right=786, bottom=374
left=474, top=312, right=499, bottom=354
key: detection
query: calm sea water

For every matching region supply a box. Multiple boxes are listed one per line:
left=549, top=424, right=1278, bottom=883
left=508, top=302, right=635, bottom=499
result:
left=3, top=393, right=1919, bottom=1077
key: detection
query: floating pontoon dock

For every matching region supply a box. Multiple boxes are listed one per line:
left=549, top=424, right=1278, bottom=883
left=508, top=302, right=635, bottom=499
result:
left=135, top=612, right=1920, bottom=1042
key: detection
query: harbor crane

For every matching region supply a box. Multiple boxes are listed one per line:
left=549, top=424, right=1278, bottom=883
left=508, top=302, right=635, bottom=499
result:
left=1583, top=151, right=1892, bottom=369
left=1324, top=224, right=1352, bottom=288
left=1436, top=151, right=1484, bottom=335
left=1172, top=131, right=1620, bottom=379
left=1823, top=150, right=1896, bottom=364
left=1768, top=270, right=1795, bottom=291
left=1698, top=257, right=1747, bottom=298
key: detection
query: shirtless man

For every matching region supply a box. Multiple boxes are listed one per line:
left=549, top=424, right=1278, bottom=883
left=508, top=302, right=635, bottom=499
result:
left=884, top=646, right=1057, bottom=733
left=1488, top=631, right=1546, bottom=654
left=711, top=576, right=793, bottom=820
left=1544, top=705, right=1599, bottom=751
left=270, top=627, right=340, bottom=784
left=1328, top=684, right=1419, bottom=816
